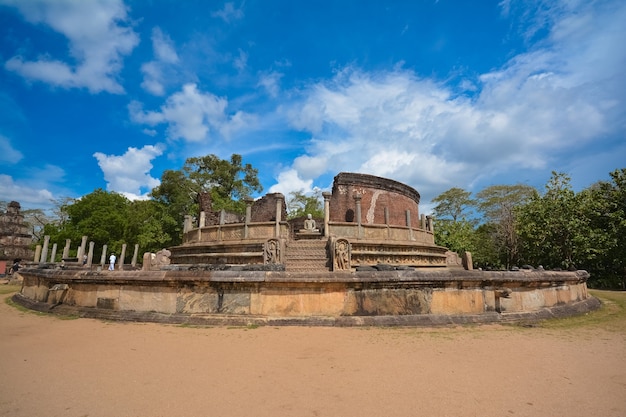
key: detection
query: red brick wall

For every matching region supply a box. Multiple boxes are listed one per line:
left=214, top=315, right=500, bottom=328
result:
left=251, top=193, right=287, bottom=222
left=329, top=173, right=420, bottom=228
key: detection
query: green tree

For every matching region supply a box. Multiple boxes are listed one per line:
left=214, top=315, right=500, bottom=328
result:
left=432, top=187, right=474, bottom=222
left=151, top=154, right=262, bottom=241
left=517, top=172, right=581, bottom=270
left=125, top=200, right=179, bottom=255
left=44, top=189, right=131, bottom=258
left=476, top=184, right=536, bottom=268
left=431, top=187, right=479, bottom=259
left=183, top=153, right=262, bottom=213
left=286, top=189, right=324, bottom=219
left=577, top=169, right=626, bottom=288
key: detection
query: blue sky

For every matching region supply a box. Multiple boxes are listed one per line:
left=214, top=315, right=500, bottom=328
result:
left=1, top=0, right=624, bottom=213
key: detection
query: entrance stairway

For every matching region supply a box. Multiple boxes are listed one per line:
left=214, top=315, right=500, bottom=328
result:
left=284, top=238, right=329, bottom=272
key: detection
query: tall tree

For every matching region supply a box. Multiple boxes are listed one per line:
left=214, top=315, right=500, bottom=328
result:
left=44, top=189, right=131, bottom=258
left=517, top=172, right=581, bottom=270
left=576, top=169, right=626, bottom=288
left=476, top=184, right=536, bottom=268
left=151, top=154, right=262, bottom=241
left=432, top=187, right=474, bottom=222
left=431, top=187, right=478, bottom=259
left=286, top=189, right=324, bottom=219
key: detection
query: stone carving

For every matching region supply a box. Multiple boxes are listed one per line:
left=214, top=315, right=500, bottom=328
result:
left=155, top=249, right=171, bottom=266
left=264, top=239, right=280, bottom=264
left=143, top=249, right=172, bottom=270
left=302, top=214, right=319, bottom=232
left=333, top=239, right=350, bottom=271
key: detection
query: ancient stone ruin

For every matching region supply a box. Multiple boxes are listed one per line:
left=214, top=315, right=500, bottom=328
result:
left=170, top=172, right=444, bottom=271
left=13, top=173, right=599, bottom=326
left=0, top=201, right=34, bottom=274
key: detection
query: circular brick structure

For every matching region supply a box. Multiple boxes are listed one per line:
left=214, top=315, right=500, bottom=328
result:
left=329, top=172, right=421, bottom=226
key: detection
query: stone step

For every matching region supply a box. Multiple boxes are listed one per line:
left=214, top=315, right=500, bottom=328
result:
left=284, top=239, right=329, bottom=272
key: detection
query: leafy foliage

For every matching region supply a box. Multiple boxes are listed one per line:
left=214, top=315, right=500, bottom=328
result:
left=286, top=189, right=324, bottom=219
left=476, top=184, right=536, bottom=269
left=432, top=187, right=474, bottom=222
left=151, top=154, right=262, bottom=237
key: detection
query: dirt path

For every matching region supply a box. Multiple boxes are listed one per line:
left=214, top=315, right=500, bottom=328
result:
left=1, top=292, right=624, bottom=417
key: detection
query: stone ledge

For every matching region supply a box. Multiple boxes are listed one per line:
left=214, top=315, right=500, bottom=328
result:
left=11, top=293, right=601, bottom=327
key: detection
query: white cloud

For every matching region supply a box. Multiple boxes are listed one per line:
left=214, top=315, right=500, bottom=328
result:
left=257, top=71, right=283, bottom=98
left=93, top=145, right=163, bottom=199
left=140, top=27, right=180, bottom=96
left=129, top=83, right=252, bottom=142
left=233, top=48, right=248, bottom=72
left=0, top=135, right=23, bottom=164
left=268, top=169, right=315, bottom=196
left=211, top=2, right=244, bottom=23
left=270, top=0, right=626, bottom=202
left=0, top=174, right=54, bottom=205
left=2, top=0, right=139, bottom=94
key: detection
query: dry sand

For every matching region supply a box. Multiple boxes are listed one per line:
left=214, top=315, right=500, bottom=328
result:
left=1, top=291, right=624, bottom=417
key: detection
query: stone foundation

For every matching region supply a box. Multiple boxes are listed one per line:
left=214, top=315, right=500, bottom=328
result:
left=14, top=267, right=598, bottom=326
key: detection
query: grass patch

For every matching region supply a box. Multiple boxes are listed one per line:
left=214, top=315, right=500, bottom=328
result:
left=0, top=284, right=22, bottom=295
left=537, top=290, right=626, bottom=332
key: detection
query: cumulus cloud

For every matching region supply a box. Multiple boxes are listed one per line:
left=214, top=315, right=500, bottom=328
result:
left=268, top=169, right=315, bottom=196
left=129, top=83, right=253, bottom=142
left=140, top=27, right=180, bottom=96
left=1, top=0, right=139, bottom=94
left=0, top=174, right=55, bottom=206
left=270, top=0, right=626, bottom=202
left=93, top=145, right=163, bottom=200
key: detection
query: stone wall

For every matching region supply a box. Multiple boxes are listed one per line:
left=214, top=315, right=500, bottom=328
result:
left=15, top=268, right=595, bottom=323
left=329, top=172, right=421, bottom=228
left=251, top=193, right=286, bottom=222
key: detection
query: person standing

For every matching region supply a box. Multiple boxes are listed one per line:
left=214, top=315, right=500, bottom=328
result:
left=109, top=253, right=116, bottom=271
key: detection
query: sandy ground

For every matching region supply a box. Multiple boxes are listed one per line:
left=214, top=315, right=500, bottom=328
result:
left=0, top=292, right=625, bottom=417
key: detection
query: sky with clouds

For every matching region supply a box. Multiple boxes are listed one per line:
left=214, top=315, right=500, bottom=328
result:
left=1, top=0, right=624, bottom=213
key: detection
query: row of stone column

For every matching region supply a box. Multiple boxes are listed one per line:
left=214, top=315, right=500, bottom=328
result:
left=33, top=236, right=140, bottom=270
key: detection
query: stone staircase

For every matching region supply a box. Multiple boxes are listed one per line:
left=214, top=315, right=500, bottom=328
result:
left=284, top=238, right=330, bottom=272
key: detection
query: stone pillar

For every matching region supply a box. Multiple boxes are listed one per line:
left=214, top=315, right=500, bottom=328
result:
left=406, top=210, right=414, bottom=241
left=426, top=215, right=434, bottom=233
left=62, top=239, right=71, bottom=259
left=244, top=197, right=254, bottom=239
left=463, top=251, right=474, bottom=270
left=275, top=194, right=284, bottom=238
left=119, top=244, right=127, bottom=271
left=34, top=245, right=42, bottom=263
left=87, top=241, right=95, bottom=267
left=131, top=244, right=139, bottom=267
left=49, top=243, right=58, bottom=263
left=78, top=236, right=88, bottom=261
left=420, top=214, right=427, bottom=230
left=100, top=245, right=108, bottom=268
left=354, top=194, right=362, bottom=239
left=40, top=235, right=50, bottom=264
left=323, top=192, right=331, bottom=237
left=199, top=211, right=206, bottom=228
left=183, top=215, right=193, bottom=234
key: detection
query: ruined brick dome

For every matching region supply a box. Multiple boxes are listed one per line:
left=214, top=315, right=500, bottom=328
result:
left=329, top=172, right=421, bottom=228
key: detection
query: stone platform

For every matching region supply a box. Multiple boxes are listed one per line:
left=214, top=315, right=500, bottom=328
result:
left=13, top=266, right=599, bottom=327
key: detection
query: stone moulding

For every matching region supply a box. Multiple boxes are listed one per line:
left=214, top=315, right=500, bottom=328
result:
left=13, top=267, right=600, bottom=327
